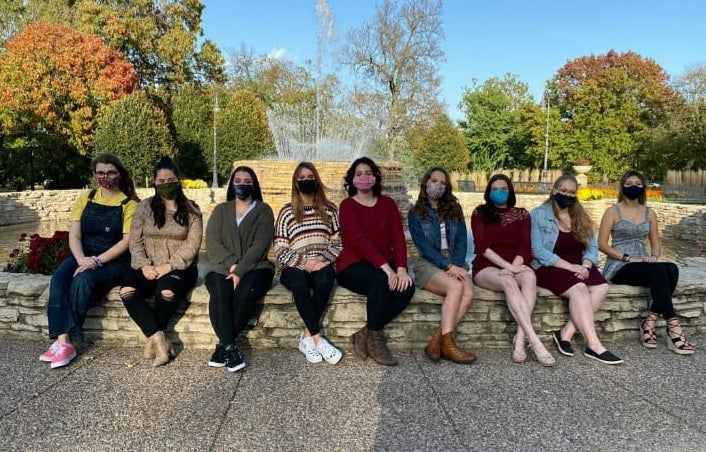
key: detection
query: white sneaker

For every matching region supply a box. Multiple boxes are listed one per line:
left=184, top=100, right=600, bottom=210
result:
left=298, top=334, right=322, bottom=363
left=316, top=337, right=343, bottom=365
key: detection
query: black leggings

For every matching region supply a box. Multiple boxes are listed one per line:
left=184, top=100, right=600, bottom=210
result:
left=205, top=269, right=274, bottom=345
left=280, top=266, right=336, bottom=336
left=610, top=262, right=679, bottom=319
left=121, top=266, right=198, bottom=337
left=336, top=262, right=414, bottom=331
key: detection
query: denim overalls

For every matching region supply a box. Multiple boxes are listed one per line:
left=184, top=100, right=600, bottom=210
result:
left=47, top=190, right=131, bottom=340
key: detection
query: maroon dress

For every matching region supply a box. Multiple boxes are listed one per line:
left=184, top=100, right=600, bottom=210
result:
left=535, top=231, right=606, bottom=296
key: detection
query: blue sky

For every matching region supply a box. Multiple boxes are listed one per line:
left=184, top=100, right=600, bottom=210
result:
left=201, top=1, right=706, bottom=120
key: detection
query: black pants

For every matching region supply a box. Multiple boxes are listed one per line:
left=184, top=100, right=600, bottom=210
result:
left=336, top=262, right=414, bottom=331
left=121, top=266, right=198, bottom=337
left=280, top=265, right=336, bottom=336
left=205, top=269, right=274, bottom=345
left=611, top=262, right=679, bottom=319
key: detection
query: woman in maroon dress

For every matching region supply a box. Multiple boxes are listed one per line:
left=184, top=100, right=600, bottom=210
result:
left=530, top=174, right=622, bottom=365
left=471, top=174, right=554, bottom=367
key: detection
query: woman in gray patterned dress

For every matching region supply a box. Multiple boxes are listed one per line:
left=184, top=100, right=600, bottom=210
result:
left=598, top=170, right=694, bottom=355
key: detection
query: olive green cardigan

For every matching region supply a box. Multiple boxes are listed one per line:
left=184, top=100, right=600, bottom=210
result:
left=205, top=200, right=275, bottom=278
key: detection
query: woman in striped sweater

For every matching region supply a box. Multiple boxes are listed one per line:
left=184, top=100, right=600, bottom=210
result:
left=274, top=162, right=343, bottom=364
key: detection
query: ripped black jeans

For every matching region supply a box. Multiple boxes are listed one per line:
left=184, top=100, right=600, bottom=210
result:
left=120, top=266, right=198, bottom=337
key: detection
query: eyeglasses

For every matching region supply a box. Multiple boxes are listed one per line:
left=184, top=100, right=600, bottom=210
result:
left=96, top=171, right=118, bottom=177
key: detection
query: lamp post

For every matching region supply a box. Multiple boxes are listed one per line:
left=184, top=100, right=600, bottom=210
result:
left=211, top=92, right=220, bottom=198
left=542, top=90, right=550, bottom=183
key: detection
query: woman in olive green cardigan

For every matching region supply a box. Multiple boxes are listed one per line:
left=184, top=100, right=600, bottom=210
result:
left=205, top=166, right=275, bottom=373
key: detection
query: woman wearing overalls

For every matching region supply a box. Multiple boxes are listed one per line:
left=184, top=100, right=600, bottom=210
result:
left=40, top=154, right=139, bottom=369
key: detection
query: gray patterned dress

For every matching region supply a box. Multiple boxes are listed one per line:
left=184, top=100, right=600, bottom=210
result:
left=602, top=205, right=651, bottom=281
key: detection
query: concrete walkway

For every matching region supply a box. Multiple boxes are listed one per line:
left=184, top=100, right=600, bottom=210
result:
left=0, top=335, right=704, bottom=451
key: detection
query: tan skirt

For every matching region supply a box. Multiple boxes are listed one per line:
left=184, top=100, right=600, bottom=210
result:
left=413, top=249, right=453, bottom=289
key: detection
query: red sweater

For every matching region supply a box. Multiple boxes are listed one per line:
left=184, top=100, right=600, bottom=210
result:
left=471, top=206, right=532, bottom=276
left=336, top=195, right=407, bottom=273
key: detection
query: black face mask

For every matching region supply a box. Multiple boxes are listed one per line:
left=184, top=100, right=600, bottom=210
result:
left=297, top=179, right=317, bottom=195
left=234, top=184, right=254, bottom=200
left=623, top=185, right=644, bottom=200
left=554, top=192, right=577, bottom=209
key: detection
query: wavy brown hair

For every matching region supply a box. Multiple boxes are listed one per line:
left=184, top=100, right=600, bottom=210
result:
left=412, top=166, right=463, bottom=222
left=546, top=173, right=593, bottom=247
left=290, top=161, right=335, bottom=226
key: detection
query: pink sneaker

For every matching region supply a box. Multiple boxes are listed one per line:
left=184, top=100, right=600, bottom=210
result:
left=50, top=343, right=77, bottom=369
left=39, top=341, right=60, bottom=362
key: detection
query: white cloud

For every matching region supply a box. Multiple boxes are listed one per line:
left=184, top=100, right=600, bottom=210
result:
left=267, top=47, right=288, bottom=60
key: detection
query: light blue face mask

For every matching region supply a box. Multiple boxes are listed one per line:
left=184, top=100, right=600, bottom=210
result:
left=489, top=189, right=509, bottom=206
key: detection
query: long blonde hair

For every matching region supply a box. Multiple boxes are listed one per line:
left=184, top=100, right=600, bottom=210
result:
left=546, top=174, right=593, bottom=247
left=290, top=162, right=335, bottom=226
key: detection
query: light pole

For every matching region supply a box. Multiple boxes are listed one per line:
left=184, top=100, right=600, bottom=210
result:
left=211, top=92, right=220, bottom=198
left=542, top=90, right=550, bottom=183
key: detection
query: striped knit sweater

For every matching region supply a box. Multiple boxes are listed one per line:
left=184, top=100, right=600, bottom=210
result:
left=274, top=203, right=342, bottom=269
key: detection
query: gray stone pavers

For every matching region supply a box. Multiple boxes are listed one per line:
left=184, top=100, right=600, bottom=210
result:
left=0, top=336, right=704, bottom=451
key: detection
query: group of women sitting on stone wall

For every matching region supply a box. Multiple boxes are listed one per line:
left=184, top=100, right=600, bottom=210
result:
left=38, top=154, right=694, bottom=371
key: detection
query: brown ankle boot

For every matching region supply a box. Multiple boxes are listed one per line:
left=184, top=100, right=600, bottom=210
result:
left=151, top=331, right=170, bottom=367
left=440, top=332, right=476, bottom=364
left=425, top=327, right=442, bottom=362
left=351, top=327, right=368, bottom=359
left=366, top=329, right=397, bottom=366
left=143, top=336, right=155, bottom=359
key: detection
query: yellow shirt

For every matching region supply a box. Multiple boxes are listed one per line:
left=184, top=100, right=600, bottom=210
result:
left=69, top=189, right=138, bottom=233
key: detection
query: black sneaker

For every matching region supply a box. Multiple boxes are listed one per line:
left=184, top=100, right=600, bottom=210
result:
left=584, top=347, right=623, bottom=365
left=553, top=331, right=574, bottom=357
left=208, top=344, right=226, bottom=368
left=224, top=344, right=247, bottom=372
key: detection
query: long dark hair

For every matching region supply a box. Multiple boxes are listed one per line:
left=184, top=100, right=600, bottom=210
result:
left=91, top=153, right=139, bottom=202
left=618, top=170, right=647, bottom=204
left=476, top=174, right=516, bottom=223
left=412, top=166, right=463, bottom=222
left=290, top=161, right=335, bottom=226
left=150, top=156, right=198, bottom=228
left=343, top=156, right=383, bottom=197
left=226, top=166, right=264, bottom=202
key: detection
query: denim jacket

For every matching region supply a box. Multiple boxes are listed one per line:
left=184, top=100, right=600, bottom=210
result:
left=529, top=202, right=598, bottom=269
left=408, top=204, right=473, bottom=269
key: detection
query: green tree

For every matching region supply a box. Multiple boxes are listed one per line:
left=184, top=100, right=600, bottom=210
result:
left=650, top=64, right=706, bottom=174
left=170, top=85, right=212, bottom=180
left=459, top=74, right=535, bottom=175
left=93, top=91, right=174, bottom=185
left=341, top=0, right=445, bottom=160
left=550, top=50, right=677, bottom=180
left=410, top=114, right=467, bottom=178
left=216, top=89, right=275, bottom=177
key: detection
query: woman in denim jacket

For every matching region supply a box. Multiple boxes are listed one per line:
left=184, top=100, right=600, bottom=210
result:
left=409, top=167, right=476, bottom=364
left=530, top=174, right=622, bottom=365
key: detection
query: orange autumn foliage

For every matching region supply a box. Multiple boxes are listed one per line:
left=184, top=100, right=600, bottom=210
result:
left=0, top=21, right=137, bottom=153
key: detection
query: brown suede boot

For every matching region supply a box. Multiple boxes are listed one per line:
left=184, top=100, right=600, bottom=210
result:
left=366, top=329, right=397, bottom=366
left=424, top=326, right=442, bottom=362
left=351, top=326, right=368, bottom=359
left=440, top=332, right=476, bottom=364
left=143, top=336, right=155, bottom=359
left=151, top=331, right=170, bottom=367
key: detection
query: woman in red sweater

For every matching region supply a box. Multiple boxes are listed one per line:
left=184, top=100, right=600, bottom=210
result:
left=471, top=174, right=554, bottom=367
left=337, top=157, right=414, bottom=366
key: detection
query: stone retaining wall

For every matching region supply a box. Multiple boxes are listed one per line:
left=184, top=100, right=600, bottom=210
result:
left=3, top=258, right=706, bottom=350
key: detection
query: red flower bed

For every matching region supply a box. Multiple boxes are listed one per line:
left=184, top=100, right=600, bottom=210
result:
left=5, top=231, right=70, bottom=275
